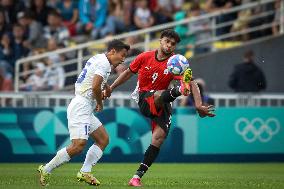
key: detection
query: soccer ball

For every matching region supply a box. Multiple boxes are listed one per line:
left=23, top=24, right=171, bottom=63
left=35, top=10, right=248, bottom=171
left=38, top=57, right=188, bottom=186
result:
left=167, top=54, right=190, bottom=75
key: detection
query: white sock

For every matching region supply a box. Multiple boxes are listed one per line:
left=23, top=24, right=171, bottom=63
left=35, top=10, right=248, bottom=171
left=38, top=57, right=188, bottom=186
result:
left=80, top=145, right=103, bottom=173
left=44, top=147, right=71, bottom=173
left=133, top=175, right=140, bottom=179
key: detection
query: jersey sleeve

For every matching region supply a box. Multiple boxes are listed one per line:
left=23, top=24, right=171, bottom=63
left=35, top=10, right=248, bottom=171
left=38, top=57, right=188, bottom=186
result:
left=129, top=53, right=145, bottom=73
left=94, top=62, right=108, bottom=79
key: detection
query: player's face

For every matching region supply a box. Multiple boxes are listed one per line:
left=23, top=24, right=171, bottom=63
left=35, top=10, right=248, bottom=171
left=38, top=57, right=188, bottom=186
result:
left=111, top=49, right=128, bottom=67
left=160, top=37, right=177, bottom=55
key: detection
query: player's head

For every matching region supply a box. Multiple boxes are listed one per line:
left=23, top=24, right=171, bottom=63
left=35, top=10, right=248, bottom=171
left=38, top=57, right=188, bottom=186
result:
left=159, top=29, right=180, bottom=55
left=107, top=39, right=130, bottom=67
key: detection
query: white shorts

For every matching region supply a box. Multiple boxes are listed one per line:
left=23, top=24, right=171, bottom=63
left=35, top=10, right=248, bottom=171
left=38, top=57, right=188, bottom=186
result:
left=67, top=95, right=102, bottom=140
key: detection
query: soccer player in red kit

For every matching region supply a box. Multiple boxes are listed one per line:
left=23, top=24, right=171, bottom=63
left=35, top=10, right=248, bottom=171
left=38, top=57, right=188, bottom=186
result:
left=106, top=29, right=215, bottom=187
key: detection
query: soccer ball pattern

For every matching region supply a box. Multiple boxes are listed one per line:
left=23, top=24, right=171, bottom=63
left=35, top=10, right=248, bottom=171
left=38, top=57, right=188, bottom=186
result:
left=167, top=54, right=190, bottom=75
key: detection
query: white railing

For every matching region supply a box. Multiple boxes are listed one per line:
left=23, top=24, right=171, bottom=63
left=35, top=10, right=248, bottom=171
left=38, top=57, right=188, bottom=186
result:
left=14, top=0, right=283, bottom=92
left=0, top=92, right=284, bottom=108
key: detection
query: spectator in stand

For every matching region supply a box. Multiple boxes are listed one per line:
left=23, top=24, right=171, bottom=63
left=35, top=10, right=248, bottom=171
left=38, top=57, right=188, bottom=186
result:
left=0, top=0, right=26, bottom=26
left=1, top=33, right=19, bottom=79
left=187, top=2, right=212, bottom=55
left=149, top=0, right=182, bottom=25
left=248, top=3, right=273, bottom=40
left=158, top=0, right=183, bottom=13
left=0, top=66, right=13, bottom=91
left=43, top=10, right=70, bottom=47
left=228, top=50, right=266, bottom=92
left=174, top=10, right=187, bottom=38
left=205, top=0, right=241, bottom=37
left=29, top=0, right=54, bottom=26
left=45, top=37, right=68, bottom=90
left=19, top=62, right=47, bottom=91
left=46, top=37, right=65, bottom=63
left=133, top=0, right=155, bottom=30
left=0, top=9, right=11, bottom=39
left=272, top=0, right=283, bottom=36
left=0, top=34, right=13, bottom=72
left=78, top=0, right=112, bottom=39
left=180, top=78, right=214, bottom=107
left=56, top=0, right=78, bottom=36
left=122, top=0, right=136, bottom=31
left=19, top=48, right=45, bottom=84
left=6, top=24, right=30, bottom=70
left=78, top=0, right=97, bottom=35
left=44, top=57, right=65, bottom=91
left=17, top=11, right=45, bottom=49
left=107, top=0, right=127, bottom=34
left=230, top=0, right=251, bottom=41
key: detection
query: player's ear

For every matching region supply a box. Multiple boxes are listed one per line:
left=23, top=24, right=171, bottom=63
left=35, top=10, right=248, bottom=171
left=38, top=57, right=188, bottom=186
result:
left=110, top=48, right=117, bottom=55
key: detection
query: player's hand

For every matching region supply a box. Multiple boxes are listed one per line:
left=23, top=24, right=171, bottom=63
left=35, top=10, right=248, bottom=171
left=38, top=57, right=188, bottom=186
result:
left=102, top=85, right=112, bottom=100
left=95, top=103, right=103, bottom=112
left=196, top=105, right=215, bottom=118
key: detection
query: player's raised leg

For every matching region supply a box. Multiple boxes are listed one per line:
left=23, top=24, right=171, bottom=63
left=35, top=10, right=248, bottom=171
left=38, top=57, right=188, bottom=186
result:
left=77, top=122, right=109, bottom=186
left=153, top=68, right=193, bottom=109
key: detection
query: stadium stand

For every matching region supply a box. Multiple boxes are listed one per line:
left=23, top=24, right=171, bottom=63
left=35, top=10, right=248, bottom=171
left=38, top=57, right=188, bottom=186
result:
left=0, top=0, right=283, bottom=107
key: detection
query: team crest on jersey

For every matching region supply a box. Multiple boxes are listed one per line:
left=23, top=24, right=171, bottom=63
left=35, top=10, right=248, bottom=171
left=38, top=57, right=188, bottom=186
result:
left=164, top=69, right=169, bottom=74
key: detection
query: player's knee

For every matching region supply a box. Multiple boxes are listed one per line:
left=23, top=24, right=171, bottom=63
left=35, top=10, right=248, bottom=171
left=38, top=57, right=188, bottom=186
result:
left=152, top=135, right=166, bottom=146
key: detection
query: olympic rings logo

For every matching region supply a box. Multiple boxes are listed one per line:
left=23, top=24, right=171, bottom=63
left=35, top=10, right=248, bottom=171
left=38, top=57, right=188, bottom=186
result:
left=235, top=118, right=280, bottom=143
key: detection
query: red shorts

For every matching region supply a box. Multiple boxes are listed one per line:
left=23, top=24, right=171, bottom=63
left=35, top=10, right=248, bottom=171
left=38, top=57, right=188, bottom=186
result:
left=138, top=91, right=172, bottom=134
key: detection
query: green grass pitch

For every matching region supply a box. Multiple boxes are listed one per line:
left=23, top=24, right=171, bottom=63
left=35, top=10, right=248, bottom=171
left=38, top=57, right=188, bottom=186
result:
left=0, top=163, right=284, bottom=189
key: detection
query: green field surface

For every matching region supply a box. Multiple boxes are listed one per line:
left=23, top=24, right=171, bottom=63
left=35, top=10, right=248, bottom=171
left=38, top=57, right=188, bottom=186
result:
left=0, top=163, right=283, bottom=189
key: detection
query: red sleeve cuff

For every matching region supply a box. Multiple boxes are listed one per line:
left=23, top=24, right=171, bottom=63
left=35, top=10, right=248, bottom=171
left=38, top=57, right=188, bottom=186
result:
left=129, top=67, right=137, bottom=74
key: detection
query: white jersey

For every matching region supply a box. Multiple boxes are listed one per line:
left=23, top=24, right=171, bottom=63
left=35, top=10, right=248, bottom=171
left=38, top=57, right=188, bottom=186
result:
left=75, top=53, right=111, bottom=100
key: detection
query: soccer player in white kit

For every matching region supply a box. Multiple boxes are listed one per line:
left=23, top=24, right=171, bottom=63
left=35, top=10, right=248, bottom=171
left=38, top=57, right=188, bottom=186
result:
left=37, top=40, right=130, bottom=186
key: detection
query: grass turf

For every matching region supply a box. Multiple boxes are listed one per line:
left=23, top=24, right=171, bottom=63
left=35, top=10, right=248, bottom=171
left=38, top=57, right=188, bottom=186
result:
left=0, top=163, right=283, bottom=189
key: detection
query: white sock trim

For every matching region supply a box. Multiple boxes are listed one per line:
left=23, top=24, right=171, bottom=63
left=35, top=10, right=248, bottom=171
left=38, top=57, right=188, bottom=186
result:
left=133, top=175, right=140, bottom=179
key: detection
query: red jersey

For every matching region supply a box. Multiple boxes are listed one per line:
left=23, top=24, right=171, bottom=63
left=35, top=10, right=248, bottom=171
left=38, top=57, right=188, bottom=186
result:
left=129, top=50, right=174, bottom=92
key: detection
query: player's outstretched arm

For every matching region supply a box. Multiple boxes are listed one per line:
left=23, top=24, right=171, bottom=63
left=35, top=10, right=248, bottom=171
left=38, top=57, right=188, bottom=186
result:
left=191, top=80, right=215, bottom=117
left=109, top=68, right=134, bottom=93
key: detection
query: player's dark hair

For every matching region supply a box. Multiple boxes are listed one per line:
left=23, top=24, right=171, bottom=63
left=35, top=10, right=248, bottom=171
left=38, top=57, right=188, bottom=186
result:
left=160, top=29, right=181, bottom=43
left=107, top=39, right=130, bottom=52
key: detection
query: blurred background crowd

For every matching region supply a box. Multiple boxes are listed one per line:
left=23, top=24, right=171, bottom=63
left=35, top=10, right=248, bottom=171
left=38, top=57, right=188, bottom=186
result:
left=0, top=0, right=282, bottom=93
